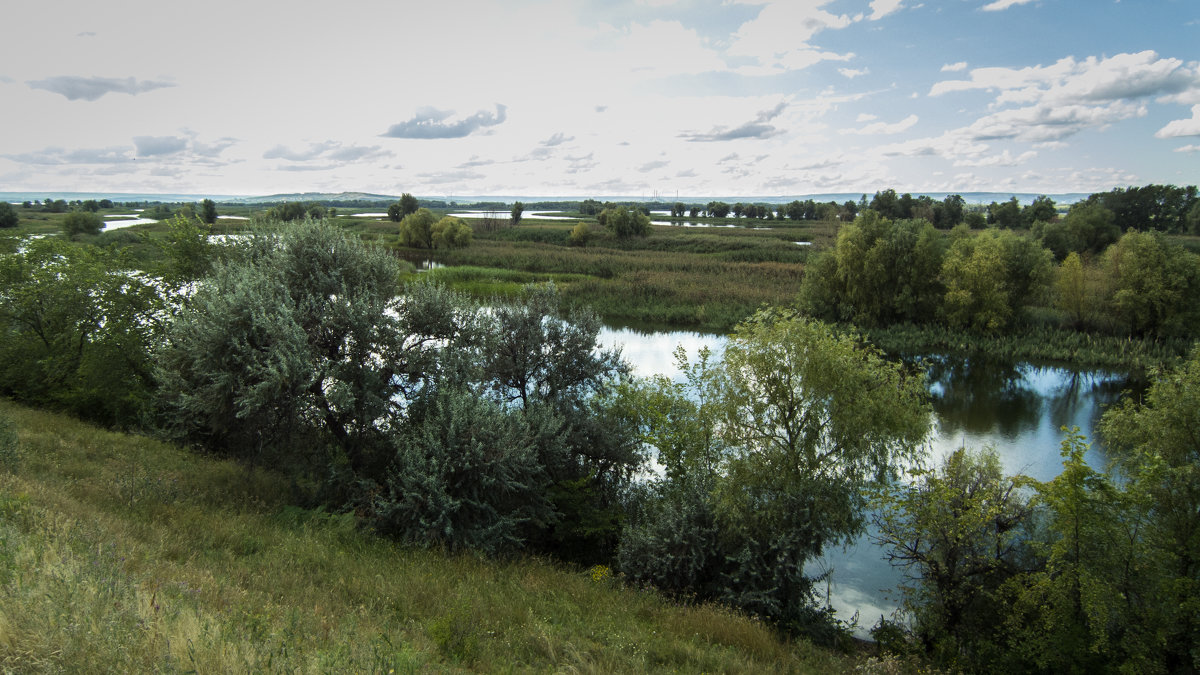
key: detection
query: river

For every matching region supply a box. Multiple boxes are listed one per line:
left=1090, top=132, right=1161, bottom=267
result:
left=596, top=325, right=1133, bottom=632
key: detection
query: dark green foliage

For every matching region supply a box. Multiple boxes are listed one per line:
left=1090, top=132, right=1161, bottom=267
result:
left=986, top=197, right=1022, bottom=228
left=1078, top=183, right=1199, bottom=233
left=510, top=201, right=524, bottom=226
left=941, top=227, right=1053, bottom=332
left=0, top=238, right=165, bottom=428
left=62, top=210, right=103, bottom=237
left=0, top=202, right=17, bottom=228
left=598, top=206, right=650, bottom=239
left=1033, top=202, right=1118, bottom=260
left=0, top=414, right=17, bottom=472
left=372, top=387, right=549, bottom=554
left=158, top=216, right=215, bottom=283
left=1103, top=229, right=1200, bottom=337
left=388, top=193, right=419, bottom=222
left=199, top=198, right=218, bottom=225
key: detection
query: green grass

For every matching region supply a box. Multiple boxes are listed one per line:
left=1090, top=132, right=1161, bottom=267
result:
left=0, top=399, right=870, bottom=673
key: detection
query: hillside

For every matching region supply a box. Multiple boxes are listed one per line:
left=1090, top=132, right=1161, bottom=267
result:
left=0, top=400, right=873, bottom=673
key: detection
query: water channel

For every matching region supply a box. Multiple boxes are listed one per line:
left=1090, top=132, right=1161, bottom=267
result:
left=596, top=325, right=1134, bottom=631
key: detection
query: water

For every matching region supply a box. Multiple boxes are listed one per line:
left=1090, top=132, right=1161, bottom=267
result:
left=103, top=216, right=158, bottom=230
left=600, top=325, right=1135, bottom=632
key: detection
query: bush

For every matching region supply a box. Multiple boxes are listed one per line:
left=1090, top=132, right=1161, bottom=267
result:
left=62, top=211, right=103, bottom=237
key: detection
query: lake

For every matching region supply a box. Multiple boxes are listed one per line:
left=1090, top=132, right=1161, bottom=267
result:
left=597, top=325, right=1133, bottom=632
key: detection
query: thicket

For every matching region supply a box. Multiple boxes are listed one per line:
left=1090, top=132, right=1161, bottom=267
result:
left=871, top=348, right=1200, bottom=673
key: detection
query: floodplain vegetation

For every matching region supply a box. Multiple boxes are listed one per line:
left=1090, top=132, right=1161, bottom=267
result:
left=2, top=185, right=1200, bottom=673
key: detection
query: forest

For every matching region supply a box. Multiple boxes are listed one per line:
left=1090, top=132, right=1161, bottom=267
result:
left=1, top=184, right=1199, bottom=672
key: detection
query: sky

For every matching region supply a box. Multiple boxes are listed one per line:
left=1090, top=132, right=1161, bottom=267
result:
left=1, top=0, right=1197, bottom=199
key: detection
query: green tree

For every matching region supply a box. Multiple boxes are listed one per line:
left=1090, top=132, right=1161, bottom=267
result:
left=0, top=238, right=166, bottom=427
left=387, top=193, right=419, bottom=222
left=567, top=222, right=591, bottom=247
left=0, top=202, right=18, bottom=228
left=1100, top=352, right=1200, bottom=672
left=62, top=210, right=103, bottom=238
left=511, top=201, right=524, bottom=226
left=199, top=198, right=218, bottom=225
left=620, top=310, right=929, bottom=631
left=155, top=219, right=470, bottom=476
left=987, top=197, right=1022, bottom=228
left=1102, top=229, right=1200, bottom=336
left=1054, top=251, right=1091, bottom=327
left=1034, top=202, right=1118, bottom=260
left=872, top=447, right=1034, bottom=665
left=940, top=228, right=1053, bottom=332
left=431, top=216, right=472, bottom=249
left=157, top=215, right=214, bottom=283
left=398, top=208, right=437, bottom=249
left=1021, top=195, right=1057, bottom=226
left=598, top=206, right=650, bottom=239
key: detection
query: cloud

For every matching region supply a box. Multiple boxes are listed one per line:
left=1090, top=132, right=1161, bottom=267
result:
left=1175, top=144, right=1200, bottom=153
left=726, top=2, right=855, bottom=74
left=941, top=62, right=968, bottom=72
left=134, top=136, right=188, bottom=157
left=838, top=67, right=869, bottom=79
left=680, top=102, right=787, bottom=142
left=842, top=114, right=918, bottom=135
left=381, top=104, right=507, bottom=139
left=415, top=169, right=487, bottom=185
left=638, top=160, right=669, bottom=172
left=1155, top=104, right=1200, bottom=138
left=264, top=141, right=390, bottom=163
left=541, top=132, right=573, bottom=147
left=869, top=0, right=906, bottom=21
left=953, top=149, right=1038, bottom=167
left=4, top=146, right=133, bottom=165
left=856, top=113, right=878, bottom=122
left=564, top=153, right=598, bottom=174
left=26, top=75, right=174, bottom=101
left=192, top=137, right=239, bottom=158
left=966, top=101, right=1145, bottom=142
left=981, top=0, right=1036, bottom=11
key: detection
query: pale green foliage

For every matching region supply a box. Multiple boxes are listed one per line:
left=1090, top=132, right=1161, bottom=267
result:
left=373, top=387, right=548, bottom=554
left=431, top=216, right=472, bottom=249
left=398, top=208, right=437, bottom=248
left=0, top=237, right=166, bottom=427
left=800, top=212, right=945, bottom=325
left=873, top=447, right=1033, bottom=663
left=620, top=309, right=930, bottom=632
left=158, top=215, right=214, bottom=283
left=941, top=228, right=1053, bottom=332
left=1103, top=229, right=1200, bottom=336
left=155, top=219, right=471, bottom=473
left=1054, top=251, right=1091, bottom=326
left=567, top=222, right=592, bottom=246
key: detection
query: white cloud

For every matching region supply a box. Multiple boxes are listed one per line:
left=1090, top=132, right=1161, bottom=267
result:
left=838, top=67, right=869, bottom=79
left=1175, top=144, right=1200, bottom=153
left=941, top=62, right=968, bottom=72
left=857, top=113, right=879, bottom=122
left=726, top=1, right=855, bottom=74
left=869, top=0, right=906, bottom=20
left=842, top=114, right=919, bottom=135
left=1155, top=104, right=1200, bottom=138
left=981, top=0, right=1036, bottom=11
left=953, top=149, right=1038, bottom=167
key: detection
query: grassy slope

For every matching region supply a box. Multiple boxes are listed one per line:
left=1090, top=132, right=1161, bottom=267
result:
left=0, top=400, right=865, bottom=673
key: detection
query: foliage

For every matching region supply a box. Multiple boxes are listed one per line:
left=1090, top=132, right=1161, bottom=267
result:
left=872, top=447, right=1035, bottom=668
left=940, top=227, right=1053, bottom=332
left=567, top=221, right=592, bottom=246
left=398, top=207, right=437, bottom=248
left=62, top=210, right=103, bottom=237
left=1103, top=228, right=1200, bottom=337
left=155, top=219, right=469, bottom=475
left=619, top=310, right=930, bottom=633
left=598, top=206, right=651, bottom=238
left=511, top=201, right=524, bottom=226
left=388, top=192, right=419, bottom=222
left=0, top=413, right=17, bottom=472
left=157, top=215, right=215, bottom=283
left=1100, top=350, right=1200, bottom=672
left=1033, top=201, right=1118, bottom=260
left=199, top=198, right=218, bottom=225
left=0, top=202, right=17, bottom=228
left=1053, top=251, right=1094, bottom=327
left=0, top=237, right=166, bottom=428
left=431, top=215, right=472, bottom=249
left=371, top=387, right=549, bottom=554
left=799, top=212, right=946, bottom=325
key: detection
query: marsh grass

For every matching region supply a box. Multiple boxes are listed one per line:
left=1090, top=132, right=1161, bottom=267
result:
left=0, top=400, right=862, bottom=673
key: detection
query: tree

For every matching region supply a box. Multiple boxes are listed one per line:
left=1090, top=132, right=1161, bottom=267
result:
left=431, top=216, right=472, bottom=249
left=62, top=210, right=103, bottom=237
left=511, top=201, right=524, bottom=226
left=987, top=197, right=1022, bottom=228
left=598, top=206, right=650, bottom=238
left=620, top=310, right=930, bottom=631
left=398, top=208, right=437, bottom=248
left=1100, top=351, right=1200, bottom=672
left=1021, top=195, right=1057, bottom=226
left=199, top=198, right=218, bottom=225
left=265, top=202, right=307, bottom=222
left=155, top=219, right=471, bottom=476
left=0, top=202, right=18, bottom=228
left=1103, top=229, right=1200, bottom=336
left=0, top=238, right=166, bottom=427
left=567, top=222, right=591, bottom=246
left=706, top=201, right=730, bottom=218
left=388, top=193, right=419, bottom=222
left=1034, top=202, right=1118, bottom=260
left=1054, top=252, right=1091, bottom=327
left=941, top=228, right=1053, bottom=332
left=872, top=447, right=1035, bottom=664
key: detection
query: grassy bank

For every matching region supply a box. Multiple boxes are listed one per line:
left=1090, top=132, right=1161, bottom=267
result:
left=0, top=400, right=870, bottom=673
